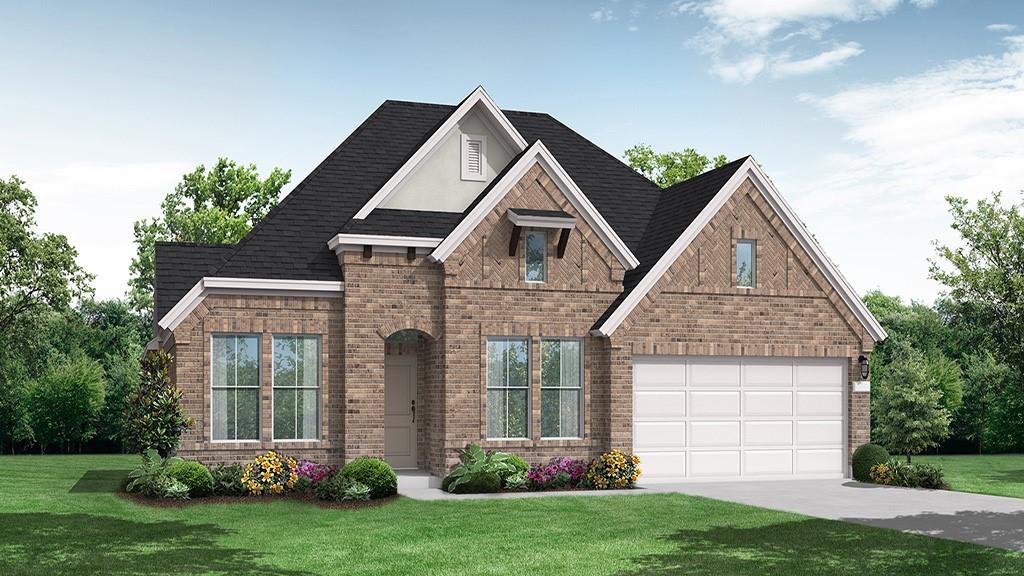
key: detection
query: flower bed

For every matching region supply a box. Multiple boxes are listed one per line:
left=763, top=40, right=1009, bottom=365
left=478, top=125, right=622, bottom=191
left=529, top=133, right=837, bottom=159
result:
left=441, top=445, right=642, bottom=494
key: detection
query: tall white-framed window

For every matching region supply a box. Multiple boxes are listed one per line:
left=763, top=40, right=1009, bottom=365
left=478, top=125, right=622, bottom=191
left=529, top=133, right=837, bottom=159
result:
left=541, top=339, right=583, bottom=438
left=525, top=230, right=547, bottom=283
left=461, top=133, right=487, bottom=181
left=486, top=338, right=530, bottom=439
left=272, top=335, right=321, bottom=441
left=736, top=239, right=756, bottom=288
left=211, top=334, right=260, bottom=441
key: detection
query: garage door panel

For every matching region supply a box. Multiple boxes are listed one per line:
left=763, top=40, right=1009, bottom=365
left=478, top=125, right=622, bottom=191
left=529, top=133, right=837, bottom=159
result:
left=796, top=391, right=843, bottom=417
left=744, top=421, right=793, bottom=445
left=688, top=361, right=741, bottom=387
left=796, top=449, right=843, bottom=474
left=743, top=391, right=793, bottom=416
left=796, top=420, right=843, bottom=446
left=689, top=391, right=740, bottom=416
left=635, top=421, right=685, bottom=450
left=638, top=452, right=686, bottom=478
left=690, top=451, right=741, bottom=477
left=796, top=363, right=844, bottom=388
left=634, top=358, right=685, bottom=388
left=744, top=450, right=793, bottom=475
left=634, top=391, right=685, bottom=419
left=743, top=361, right=794, bottom=387
left=689, top=421, right=740, bottom=447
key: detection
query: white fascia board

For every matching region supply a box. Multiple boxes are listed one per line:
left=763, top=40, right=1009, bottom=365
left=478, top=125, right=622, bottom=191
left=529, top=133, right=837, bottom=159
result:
left=594, top=158, right=887, bottom=342
left=352, top=86, right=528, bottom=220
left=157, top=277, right=345, bottom=332
left=507, top=211, right=576, bottom=229
left=428, top=140, right=640, bottom=270
left=327, top=234, right=442, bottom=252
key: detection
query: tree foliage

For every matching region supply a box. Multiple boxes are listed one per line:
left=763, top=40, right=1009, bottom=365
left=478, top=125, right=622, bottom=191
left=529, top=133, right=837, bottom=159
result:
left=872, top=349, right=951, bottom=462
left=24, top=356, right=106, bottom=453
left=0, top=175, right=92, bottom=343
left=128, top=159, right=291, bottom=316
left=123, top=350, right=193, bottom=457
left=623, top=144, right=728, bottom=188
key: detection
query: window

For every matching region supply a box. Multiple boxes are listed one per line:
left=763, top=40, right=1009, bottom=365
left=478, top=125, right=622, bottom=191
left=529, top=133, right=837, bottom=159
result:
left=736, top=240, right=756, bottom=288
left=486, top=338, right=529, bottom=438
left=461, top=133, right=487, bottom=181
left=525, top=231, right=547, bottom=282
left=541, top=339, right=582, bottom=438
left=272, top=335, right=321, bottom=441
left=211, top=334, right=260, bottom=441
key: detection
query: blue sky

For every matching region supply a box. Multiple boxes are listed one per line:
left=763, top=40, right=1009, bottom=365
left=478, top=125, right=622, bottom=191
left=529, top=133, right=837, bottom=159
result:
left=2, top=1, right=1023, bottom=303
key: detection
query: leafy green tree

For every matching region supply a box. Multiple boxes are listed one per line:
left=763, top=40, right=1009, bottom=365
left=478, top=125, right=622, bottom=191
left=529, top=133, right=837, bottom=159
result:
left=123, top=350, right=193, bottom=457
left=25, top=356, right=106, bottom=453
left=924, top=353, right=964, bottom=416
left=955, top=352, right=1011, bottom=453
left=873, top=349, right=951, bottom=462
left=624, top=144, right=729, bottom=188
left=0, top=175, right=92, bottom=344
left=0, top=355, right=33, bottom=453
left=128, top=159, right=291, bottom=316
left=931, top=192, right=1024, bottom=371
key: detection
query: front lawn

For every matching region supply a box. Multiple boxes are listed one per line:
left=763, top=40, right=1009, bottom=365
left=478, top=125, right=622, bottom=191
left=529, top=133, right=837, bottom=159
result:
left=2, top=455, right=1023, bottom=575
left=916, top=454, right=1024, bottom=499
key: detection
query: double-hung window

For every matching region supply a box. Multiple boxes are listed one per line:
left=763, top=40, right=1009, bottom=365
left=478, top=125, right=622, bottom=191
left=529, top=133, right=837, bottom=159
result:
left=541, top=339, right=583, bottom=438
left=486, top=338, right=529, bottom=438
left=272, top=335, right=321, bottom=441
left=211, top=334, right=260, bottom=441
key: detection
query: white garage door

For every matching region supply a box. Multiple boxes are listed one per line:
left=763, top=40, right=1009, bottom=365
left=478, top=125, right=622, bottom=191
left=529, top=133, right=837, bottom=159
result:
left=633, top=356, right=846, bottom=481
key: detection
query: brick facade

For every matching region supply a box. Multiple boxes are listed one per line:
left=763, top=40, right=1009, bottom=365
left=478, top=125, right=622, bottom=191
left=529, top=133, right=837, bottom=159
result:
left=165, top=164, right=874, bottom=475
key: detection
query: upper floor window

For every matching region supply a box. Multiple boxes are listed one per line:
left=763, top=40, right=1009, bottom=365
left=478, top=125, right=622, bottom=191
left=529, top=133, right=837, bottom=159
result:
left=486, top=338, right=529, bottom=439
left=525, top=231, right=547, bottom=283
left=272, top=335, right=321, bottom=441
left=461, top=133, right=487, bottom=181
left=211, top=334, right=260, bottom=441
left=736, top=239, right=756, bottom=288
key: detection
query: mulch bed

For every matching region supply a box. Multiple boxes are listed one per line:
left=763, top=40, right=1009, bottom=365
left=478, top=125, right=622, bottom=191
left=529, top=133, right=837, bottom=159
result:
left=117, top=490, right=398, bottom=509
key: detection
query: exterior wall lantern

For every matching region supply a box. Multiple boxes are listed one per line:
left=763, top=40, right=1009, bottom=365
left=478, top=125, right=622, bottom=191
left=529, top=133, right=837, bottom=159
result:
left=858, top=355, right=870, bottom=380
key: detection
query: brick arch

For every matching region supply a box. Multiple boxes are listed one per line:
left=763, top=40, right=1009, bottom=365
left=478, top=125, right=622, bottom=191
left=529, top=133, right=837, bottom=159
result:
left=376, top=318, right=437, bottom=341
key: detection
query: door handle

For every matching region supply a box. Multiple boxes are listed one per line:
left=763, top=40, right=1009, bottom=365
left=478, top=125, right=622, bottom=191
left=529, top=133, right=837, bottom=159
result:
left=411, top=399, right=416, bottom=423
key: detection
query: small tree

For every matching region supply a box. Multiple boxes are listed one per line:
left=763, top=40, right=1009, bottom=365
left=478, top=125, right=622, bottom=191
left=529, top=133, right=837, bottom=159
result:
left=25, top=356, right=106, bottom=453
left=623, top=144, right=729, bottom=188
left=873, top=349, right=951, bottom=462
left=123, top=350, right=193, bottom=457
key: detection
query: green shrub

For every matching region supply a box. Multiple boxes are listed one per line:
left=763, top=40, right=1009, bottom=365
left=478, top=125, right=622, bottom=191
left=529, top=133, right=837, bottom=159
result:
left=151, top=475, right=191, bottom=499
left=504, top=471, right=528, bottom=491
left=165, top=460, right=214, bottom=497
left=869, top=458, right=947, bottom=489
left=125, top=450, right=190, bottom=499
left=342, top=481, right=371, bottom=501
left=294, top=475, right=312, bottom=493
left=315, top=472, right=350, bottom=501
left=448, top=471, right=501, bottom=494
left=123, top=350, right=193, bottom=458
left=852, top=443, right=890, bottom=482
left=209, top=464, right=245, bottom=496
left=442, top=444, right=517, bottom=493
left=341, top=457, right=397, bottom=499
left=503, top=454, right=528, bottom=480
left=913, top=463, right=947, bottom=489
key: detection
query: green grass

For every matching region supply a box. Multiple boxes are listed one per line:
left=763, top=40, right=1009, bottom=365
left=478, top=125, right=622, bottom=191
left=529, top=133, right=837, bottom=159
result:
left=2, top=455, right=1023, bottom=575
left=917, top=454, right=1024, bottom=499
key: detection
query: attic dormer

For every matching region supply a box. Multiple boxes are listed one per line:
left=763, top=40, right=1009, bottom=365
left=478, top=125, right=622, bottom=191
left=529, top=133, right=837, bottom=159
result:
left=354, top=87, right=528, bottom=216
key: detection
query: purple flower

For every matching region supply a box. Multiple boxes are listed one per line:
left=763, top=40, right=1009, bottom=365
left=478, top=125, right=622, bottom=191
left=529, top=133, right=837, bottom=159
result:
left=296, top=460, right=334, bottom=484
left=527, top=457, right=589, bottom=490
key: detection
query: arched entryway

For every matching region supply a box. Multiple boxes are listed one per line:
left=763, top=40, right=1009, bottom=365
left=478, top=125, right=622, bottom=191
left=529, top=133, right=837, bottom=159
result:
left=383, top=329, right=434, bottom=470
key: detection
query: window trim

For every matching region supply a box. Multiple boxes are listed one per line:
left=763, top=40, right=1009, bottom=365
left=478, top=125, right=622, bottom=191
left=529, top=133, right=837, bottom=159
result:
left=540, top=338, right=584, bottom=440
left=524, top=230, right=547, bottom=284
left=485, top=337, right=531, bottom=441
left=210, top=333, right=262, bottom=443
left=461, top=133, right=487, bottom=181
left=270, top=334, right=322, bottom=443
left=736, top=239, right=756, bottom=289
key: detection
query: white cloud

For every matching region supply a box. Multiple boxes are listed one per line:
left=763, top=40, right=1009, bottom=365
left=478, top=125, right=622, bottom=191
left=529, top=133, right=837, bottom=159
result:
left=676, top=0, right=934, bottom=81
left=987, top=23, right=1017, bottom=32
left=591, top=7, right=616, bottom=22
left=628, top=25, right=639, bottom=32
left=771, top=41, right=864, bottom=78
left=787, top=37, right=1024, bottom=302
left=711, top=53, right=766, bottom=83
left=20, top=161, right=192, bottom=300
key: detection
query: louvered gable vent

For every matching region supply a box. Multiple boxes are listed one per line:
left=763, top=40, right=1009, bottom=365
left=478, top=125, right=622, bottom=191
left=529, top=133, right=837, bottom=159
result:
left=461, top=133, right=487, bottom=181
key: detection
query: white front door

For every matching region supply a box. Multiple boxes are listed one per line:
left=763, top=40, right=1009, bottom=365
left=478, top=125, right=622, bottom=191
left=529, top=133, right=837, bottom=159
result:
left=384, top=355, right=417, bottom=469
left=633, top=356, right=846, bottom=482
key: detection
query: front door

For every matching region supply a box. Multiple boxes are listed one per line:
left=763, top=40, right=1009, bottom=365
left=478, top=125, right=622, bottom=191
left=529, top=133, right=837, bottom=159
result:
left=384, top=354, right=417, bottom=469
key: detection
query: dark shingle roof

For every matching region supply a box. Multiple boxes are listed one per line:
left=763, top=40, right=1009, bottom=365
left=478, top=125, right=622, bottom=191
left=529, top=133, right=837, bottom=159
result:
left=338, top=209, right=463, bottom=238
left=508, top=208, right=573, bottom=219
left=154, top=242, right=235, bottom=323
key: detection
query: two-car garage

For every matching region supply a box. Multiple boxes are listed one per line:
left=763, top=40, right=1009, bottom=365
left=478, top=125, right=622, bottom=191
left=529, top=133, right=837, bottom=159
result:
left=633, top=356, right=847, bottom=481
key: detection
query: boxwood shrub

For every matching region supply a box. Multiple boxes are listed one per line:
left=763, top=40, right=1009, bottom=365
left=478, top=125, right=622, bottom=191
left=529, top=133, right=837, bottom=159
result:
left=852, top=443, right=890, bottom=482
left=341, top=457, right=397, bottom=499
left=164, top=460, right=215, bottom=497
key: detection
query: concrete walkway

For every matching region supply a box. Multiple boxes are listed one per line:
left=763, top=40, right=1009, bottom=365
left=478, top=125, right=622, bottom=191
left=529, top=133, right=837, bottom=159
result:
left=650, top=479, right=1024, bottom=551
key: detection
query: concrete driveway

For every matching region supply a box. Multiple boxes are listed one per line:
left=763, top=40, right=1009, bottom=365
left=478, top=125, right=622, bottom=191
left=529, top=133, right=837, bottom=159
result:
left=646, top=479, right=1024, bottom=551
